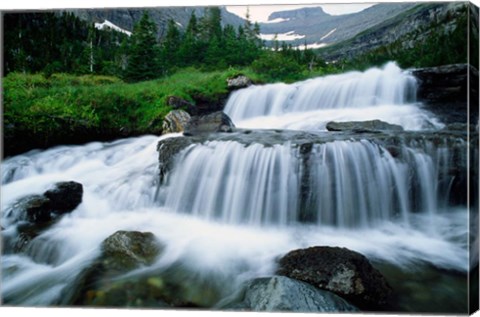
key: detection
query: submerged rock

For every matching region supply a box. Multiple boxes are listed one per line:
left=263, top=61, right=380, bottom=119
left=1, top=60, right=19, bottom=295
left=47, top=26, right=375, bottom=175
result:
left=326, top=120, right=404, bottom=133
left=101, top=230, right=163, bottom=274
left=161, top=110, right=191, bottom=135
left=63, top=230, right=222, bottom=308
left=183, top=111, right=235, bottom=136
left=223, top=275, right=358, bottom=312
left=62, top=230, right=165, bottom=306
left=276, top=246, right=392, bottom=310
left=2, top=181, right=83, bottom=254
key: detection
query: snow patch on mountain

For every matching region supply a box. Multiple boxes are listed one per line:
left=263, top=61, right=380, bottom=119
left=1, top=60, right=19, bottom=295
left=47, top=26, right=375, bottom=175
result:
left=264, top=18, right=290, bottom=24
left=259, top=31, right=305, bottom=41
left=320, top=28, right=337, bottom=40
left=95, top=20, right=132, bottom=36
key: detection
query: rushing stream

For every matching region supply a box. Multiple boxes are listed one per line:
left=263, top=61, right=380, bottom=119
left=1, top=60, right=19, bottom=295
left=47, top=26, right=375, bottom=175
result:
left=1, top=62, right=476, bottom=312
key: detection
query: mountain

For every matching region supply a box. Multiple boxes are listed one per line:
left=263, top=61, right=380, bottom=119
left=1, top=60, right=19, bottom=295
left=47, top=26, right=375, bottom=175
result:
left=67, top=6, right=245, bottom=40
left=319, top=2, right=469, bottom=63
left=258, top=3, right=418, bottom=47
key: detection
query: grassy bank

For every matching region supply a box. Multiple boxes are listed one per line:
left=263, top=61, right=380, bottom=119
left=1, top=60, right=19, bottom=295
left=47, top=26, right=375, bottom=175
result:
left=2, top=67, right=267, bottom=156
left=2, top=63, right=354, bottom=157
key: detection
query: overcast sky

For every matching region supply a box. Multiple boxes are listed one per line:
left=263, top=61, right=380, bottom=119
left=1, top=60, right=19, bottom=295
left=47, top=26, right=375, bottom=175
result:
left=226, top=3, right=375, bottom=22
left=0, top=0, right=476, bottom=11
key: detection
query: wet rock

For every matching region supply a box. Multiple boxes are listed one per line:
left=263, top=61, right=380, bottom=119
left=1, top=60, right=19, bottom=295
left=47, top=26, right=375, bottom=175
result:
left=44, top=181, right=83, bottom=213
left=157, top=136, right=194, bottom=183
left=227, top=75, right=252, bottom=90
left=183, top=111, right=235, bottom=136
left=100, top=230, right=163, bottom=275
left=12, top=195, right=52, bottom=223
left=2, top=181, right=83, bottom=254
left=64, top=231, right=219, bottom=308
left=222, top=275, right=358, bottom=312
left=326, top=120, right=404, bottom=133
left=412, top=64, right=478, bottom=124
left=61, top=230, right=165, bottom=306
left=5, top=181, right=83, bottom=224
left=161, top=110, right=191, bottom=135
left=442, top=123, right=477, bottom=132
left=276, top=246, right=392, bottom=310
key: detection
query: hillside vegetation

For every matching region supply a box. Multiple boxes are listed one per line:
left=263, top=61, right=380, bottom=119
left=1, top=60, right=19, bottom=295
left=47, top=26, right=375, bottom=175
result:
left=2, top=3, right=475, bottom=157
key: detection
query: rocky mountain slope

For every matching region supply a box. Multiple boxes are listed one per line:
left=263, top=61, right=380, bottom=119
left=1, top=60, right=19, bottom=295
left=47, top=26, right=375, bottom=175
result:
left=319, top=2, right=468, bottom=62
left=67, top=6, right=245, bottom=39
left=258, top=3, right=417, bottom=47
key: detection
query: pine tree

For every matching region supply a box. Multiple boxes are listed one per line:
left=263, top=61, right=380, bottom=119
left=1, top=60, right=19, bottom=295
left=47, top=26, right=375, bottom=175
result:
left=178, top=12, right=201, bottom=66
left=124, top=12, right=162, bottom=82
left=161, top=19, right=182, bottom=70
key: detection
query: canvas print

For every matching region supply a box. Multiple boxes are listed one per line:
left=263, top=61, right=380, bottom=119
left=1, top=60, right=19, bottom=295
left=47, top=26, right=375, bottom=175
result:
left=1, top=1, right=479, bottom=315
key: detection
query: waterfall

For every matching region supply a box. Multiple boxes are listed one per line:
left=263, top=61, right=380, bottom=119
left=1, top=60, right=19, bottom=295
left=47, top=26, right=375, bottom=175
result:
left=224, top=62, right=442, bottom=131
left=1, top=63, right=473, bottom=308
left=161, top=138, right=458, bottom=228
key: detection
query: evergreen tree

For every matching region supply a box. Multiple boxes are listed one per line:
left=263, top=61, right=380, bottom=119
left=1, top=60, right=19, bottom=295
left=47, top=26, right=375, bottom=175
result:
left=124, top=12, right=162, bottom=82
left=161, top=19, right=182, bottom=70
left=178, top=12, right=201, bottom=66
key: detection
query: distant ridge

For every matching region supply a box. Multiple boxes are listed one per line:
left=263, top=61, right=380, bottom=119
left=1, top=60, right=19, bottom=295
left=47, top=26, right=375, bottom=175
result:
left=258, top=3, right=417, bottom=46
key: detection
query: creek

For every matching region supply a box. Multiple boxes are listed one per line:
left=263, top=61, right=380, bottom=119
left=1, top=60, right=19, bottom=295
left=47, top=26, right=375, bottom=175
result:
left=1, top=62, right=476, bottom=313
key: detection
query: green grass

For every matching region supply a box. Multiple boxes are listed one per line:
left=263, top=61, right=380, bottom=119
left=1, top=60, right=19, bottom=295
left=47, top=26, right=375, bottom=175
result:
left=2, top=67, right=268, bottom=142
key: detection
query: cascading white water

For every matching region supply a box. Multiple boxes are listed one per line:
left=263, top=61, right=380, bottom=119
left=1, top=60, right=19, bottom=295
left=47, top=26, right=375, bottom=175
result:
left=161, top=138, right=456, bottom=228
left=224, top=62, right=443, bottom=131
left=0, top=63, right=472, bottom=309
left=163, top=141, right=300, bottom=225
left=0, top=136, right=470, bottom=307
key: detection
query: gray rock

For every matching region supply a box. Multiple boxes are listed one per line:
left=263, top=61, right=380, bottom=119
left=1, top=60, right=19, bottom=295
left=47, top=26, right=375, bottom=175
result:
left=161, top=110, right=191, bottom=135
left=412, top=64, right=478, bottom=124
left=183, top=111, right=235, bottom=136
left=224, top=276, right=358, bottom=312
left=276, top=246, right=392, bottom=310
left=157, top=136, right=194, bottom=183
left=326, top=120, right=404, bottom=133
left=227, top=75, right=252, bottom=90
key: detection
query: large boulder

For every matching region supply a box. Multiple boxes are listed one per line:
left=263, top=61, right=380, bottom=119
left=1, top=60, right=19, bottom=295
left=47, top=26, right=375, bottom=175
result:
left=62, top=230, right=165, bottom=306
left=64, top=230, right=219, bottom=308
left=276, top=246, right=392, bottom=310
left=227, top=75, right=252, bottom=90
left=183, top=111, right=235, bottom=136
left=161, top=110, right=191, bottom=135
left=44, top=181, right=83, bottom=213
left=2, top=181, right=83, bottom=254
left=326, top=120, right=404, bottom=133
left=5, top=181, right=83, bottom=224
left=223, top=276, right=358, bottom=312
left=100, top=230, right=162, bottom=274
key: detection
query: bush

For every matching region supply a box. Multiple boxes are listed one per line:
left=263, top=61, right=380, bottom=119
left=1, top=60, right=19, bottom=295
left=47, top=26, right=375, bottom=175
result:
left=251, top=52, right=304, bottom=82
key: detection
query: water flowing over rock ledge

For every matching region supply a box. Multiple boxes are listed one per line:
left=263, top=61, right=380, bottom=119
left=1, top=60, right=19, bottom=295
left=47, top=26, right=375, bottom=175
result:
left=157, top=126, right=477, bottom=227
left=158, top=127, right=476, bottom=180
